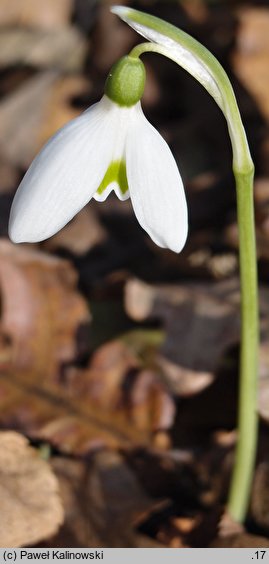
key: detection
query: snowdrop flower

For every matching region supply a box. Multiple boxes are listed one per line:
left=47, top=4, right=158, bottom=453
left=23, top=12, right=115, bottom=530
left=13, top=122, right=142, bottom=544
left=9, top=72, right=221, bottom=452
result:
left=9, top=55, right=188, bottom=253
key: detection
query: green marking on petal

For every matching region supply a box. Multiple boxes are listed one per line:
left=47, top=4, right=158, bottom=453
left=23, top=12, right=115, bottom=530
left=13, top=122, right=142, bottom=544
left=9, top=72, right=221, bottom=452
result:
left=97, top=160, right=129, bottom=196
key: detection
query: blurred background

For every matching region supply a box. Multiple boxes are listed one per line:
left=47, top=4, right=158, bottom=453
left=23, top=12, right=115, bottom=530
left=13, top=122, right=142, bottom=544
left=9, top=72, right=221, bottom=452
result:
left=1, top=0, right=269, bottom=549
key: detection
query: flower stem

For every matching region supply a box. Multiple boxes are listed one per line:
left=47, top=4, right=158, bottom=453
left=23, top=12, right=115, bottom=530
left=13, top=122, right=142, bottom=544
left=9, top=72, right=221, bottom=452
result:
left=228, top=166, right=258, bottom=522
left=117, top=6, right=259, bottom=522
left=129, top=45, right=259, bottom=523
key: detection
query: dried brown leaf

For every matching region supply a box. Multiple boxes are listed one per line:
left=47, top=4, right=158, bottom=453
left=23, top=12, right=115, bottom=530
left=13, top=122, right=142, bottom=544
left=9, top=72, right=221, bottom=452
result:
left=0, top=240, right=90, bottom=379
left=0, top=28, right=86, bottom=72
left=0, top=242, right=174, bottom=453
left=40, top=452, right=166, bottom=548
left=0, top=0, right=73, bottom=29
left=0, top=431, right=63, bottom=547
left=33, top=340, right=175, bottom=452
left=125, top=278, right=241, bottom=396
left=85, top=450, right=167, bottom=547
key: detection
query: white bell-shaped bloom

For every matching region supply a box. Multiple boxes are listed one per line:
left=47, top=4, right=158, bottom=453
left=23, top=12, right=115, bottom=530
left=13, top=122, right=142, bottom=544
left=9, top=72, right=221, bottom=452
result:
left=9, top=94, right=188, bottom=253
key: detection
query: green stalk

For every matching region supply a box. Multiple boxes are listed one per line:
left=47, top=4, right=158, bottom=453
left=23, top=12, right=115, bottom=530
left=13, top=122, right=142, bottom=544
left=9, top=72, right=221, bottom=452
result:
left=133, top=42, right=259, bottom=523
left=228, top=168, right=258, bottom=522
left=112, top=6, right=259, bottom=523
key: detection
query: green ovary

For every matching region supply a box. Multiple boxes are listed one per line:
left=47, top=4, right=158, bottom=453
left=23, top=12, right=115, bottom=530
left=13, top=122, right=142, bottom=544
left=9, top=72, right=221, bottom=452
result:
left=97, top=160, right=129, bottom=196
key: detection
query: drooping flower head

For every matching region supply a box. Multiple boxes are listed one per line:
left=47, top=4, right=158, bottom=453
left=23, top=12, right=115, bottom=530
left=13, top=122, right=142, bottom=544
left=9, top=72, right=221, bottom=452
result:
left=9, top=23, right=188, bottom=253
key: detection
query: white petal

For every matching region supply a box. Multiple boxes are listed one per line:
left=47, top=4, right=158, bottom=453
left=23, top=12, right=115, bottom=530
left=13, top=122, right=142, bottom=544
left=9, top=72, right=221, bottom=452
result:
left=9, top=96, right=121, bottom=243
left=126, top=104, right=188, bottom=253
left=111, top=6, right=223, bottom=110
